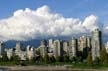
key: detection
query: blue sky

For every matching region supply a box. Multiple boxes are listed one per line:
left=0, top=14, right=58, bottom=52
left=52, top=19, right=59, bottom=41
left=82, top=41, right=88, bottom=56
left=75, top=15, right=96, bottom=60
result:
left=0, top=0, right=108, bottom=24
left=0, top=0, right=108, bottom=41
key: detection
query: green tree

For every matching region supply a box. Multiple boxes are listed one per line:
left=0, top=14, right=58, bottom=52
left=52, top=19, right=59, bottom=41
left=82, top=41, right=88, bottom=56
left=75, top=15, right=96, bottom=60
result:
left=49, top=56, right=55, bottom=63
left=10, top=55, right=20, bottom=65
left=56, top=56, right=62, bottom=62
left=0, top=58, right=2, bottom=62
left=36, top=48, right=40, bottom=55
left=86, top=52, right=92, bottom=65
left=76, top=56, right=82, bottom=63
left=63, top=55, right=69, bottom=62
left=100, top=47, right=108, bottom=64
left=43, top=54, right=49, bottom=63
left=2, top=54, right=9, bottom=62
left=10, top=55, right=20, bottom=61
left=94, top=57, right=100, bottom=65
left=70, top=56, right=76, bottom=63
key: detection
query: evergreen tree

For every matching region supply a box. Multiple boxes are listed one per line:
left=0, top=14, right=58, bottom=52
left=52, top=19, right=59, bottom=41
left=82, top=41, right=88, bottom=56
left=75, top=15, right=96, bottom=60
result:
left=36, top=48, right=40, bottom=55
left=43, top=54, right=49, bottom=63
left=49, top=56, right=55, bottom=63
left=10, top=55, right=20, bottom=61
left=86, top=52, right=92, bottom=65
left=0, top=58, right=2, bottom=62
left=94, top=57, right=100, bottom=65
left=2, top=54, right=9, bottom=62
left=100, top=47, right=108, bottom=64
left=63, top=55, right=69, bottom=62
left=70, top=56, right=76, bottom=63
left=56, top=56, right=62, bottom=62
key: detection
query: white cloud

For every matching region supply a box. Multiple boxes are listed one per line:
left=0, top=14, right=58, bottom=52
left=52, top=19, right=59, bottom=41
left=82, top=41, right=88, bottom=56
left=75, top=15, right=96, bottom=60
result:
left=103, top=25, right=108, bottom=34
left=0, top=5, right=99, bottom=41
left=82, top=15, right=98, bottom=31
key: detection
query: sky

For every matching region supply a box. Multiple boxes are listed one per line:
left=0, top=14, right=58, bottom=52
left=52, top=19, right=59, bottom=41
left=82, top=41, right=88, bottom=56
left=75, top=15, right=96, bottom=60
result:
left=0, top=0, right=108, bottom=41
left=0, top=0, right=108, bottom=22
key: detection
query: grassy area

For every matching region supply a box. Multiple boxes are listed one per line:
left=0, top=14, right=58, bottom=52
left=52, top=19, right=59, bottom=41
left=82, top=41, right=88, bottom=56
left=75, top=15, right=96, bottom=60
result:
left=67, top=63, right=108, bottom=69
left=0, top=61, right=108, bottom=70
left=0, top=61, right=19, bottom=65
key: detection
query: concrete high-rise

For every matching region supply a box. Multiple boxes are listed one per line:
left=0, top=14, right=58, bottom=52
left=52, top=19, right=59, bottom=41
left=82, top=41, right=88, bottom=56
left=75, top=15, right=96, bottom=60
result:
left=49, top=39, right=54, bottom=48
left=91, top=29, right=102, bottom=61
left=78, top=36, right=87, bottom=52
left=15, top=42, right=22, bottom=51
left=27, top=45, right=35, bottom=60
left=0, top=42, right=5, bottom=57
left=78, top=36, right=91, bottom=58
left=40, top=40, right=47, bottom=57
left=6, top=48, right=15, bottom=59
left=69, top=37, right=77, bottom=57
left=53, top=40, right=63, bottom=58
left=86, top=37, right=91, bottom=49
left=48, top=39, right=54, bottom=52
left=105, top=42, right=108, bottom=53
left=15, top=42, right=27, bottom=60
left=63, top=41, right=69, bottom=56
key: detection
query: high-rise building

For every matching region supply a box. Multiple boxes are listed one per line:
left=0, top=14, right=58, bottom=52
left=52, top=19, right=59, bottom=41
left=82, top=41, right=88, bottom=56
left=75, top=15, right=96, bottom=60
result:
left=27, top=45, right=35, bottom=60
left=0, top=42, right=5, bottom=57
left=69, top=37, right=77, bottom=57
left=78, top=36, right=91, bottom=59
left=40, top=40, right=47, bottom=57
left=91, top=29, right=102, bottom=61
left=18, top=51, right=27, bottom=60
left=15, top=42, right=27, bottom=60
left=78, top=36, right=87, bottom=52
left=53, top=40, right=63, bottom=58
left=86, top=37, right=91, bottom=49
left=6, top=48, right=15, bottom=59
left=15, top=42, right=21, bottom=51
left=105, top=42, right=108, bottom=53
left=41, top=39, right=47, bottom=46
left=48, top=39, right=54, bottom=52
left=49, top=39, right=54, bottom=48
left=15, top=42, right=22, bottom=56
left=63, top=41, right=69, bottom=56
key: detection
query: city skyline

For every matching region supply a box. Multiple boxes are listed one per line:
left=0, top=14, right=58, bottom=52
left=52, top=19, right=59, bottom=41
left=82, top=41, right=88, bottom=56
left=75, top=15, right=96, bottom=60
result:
left=0, top=0, right=108, bottom=70
left=0, top=28, right=103, bottom=62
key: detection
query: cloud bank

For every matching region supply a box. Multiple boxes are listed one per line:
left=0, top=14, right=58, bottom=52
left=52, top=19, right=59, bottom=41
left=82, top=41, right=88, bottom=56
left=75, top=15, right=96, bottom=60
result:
left=0, top=5, right=99, bottom=41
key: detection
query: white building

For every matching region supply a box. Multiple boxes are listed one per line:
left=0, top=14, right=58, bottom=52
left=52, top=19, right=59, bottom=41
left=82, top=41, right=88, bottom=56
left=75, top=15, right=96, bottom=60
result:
left=105, top=42, right=108, bottom=53
left=15, top=42, right=27, bottom=60
left=69, top=37, right=77, bottom=57
left=91, top=29, right=102, bottom=61
left=63, top=41, right=69, bottom=56
left=53, top=40, right=63, bottom=58
left=27, top=45, right=35, bottom=60
left=48, top=39, right=54, bottom=53
left=6, top=48, right=14, bottom=59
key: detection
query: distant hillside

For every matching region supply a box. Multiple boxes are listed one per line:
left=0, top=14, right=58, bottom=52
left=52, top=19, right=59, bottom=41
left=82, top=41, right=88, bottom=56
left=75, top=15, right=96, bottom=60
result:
left=3, top=35, right=108, bottom=48
left=4, top=39, right=41, bottom=48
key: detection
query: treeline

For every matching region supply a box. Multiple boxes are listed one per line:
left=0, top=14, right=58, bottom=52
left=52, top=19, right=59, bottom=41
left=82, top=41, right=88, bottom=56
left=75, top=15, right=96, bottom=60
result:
left=35, top=47, right=108, bottom=65
left=0, top=47, right=108, bottom=66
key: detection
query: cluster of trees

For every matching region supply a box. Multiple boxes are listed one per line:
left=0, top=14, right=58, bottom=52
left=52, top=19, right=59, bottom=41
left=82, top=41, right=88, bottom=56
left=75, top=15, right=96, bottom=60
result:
left=87, top=47, right=108, bottom=65
left=0, top=54, right=20, bottom=62
left=0, top=47, right=108, bottom=65
left=40, top=55, right=83, bottom=64
left=40, top=47, right=108, bottom=65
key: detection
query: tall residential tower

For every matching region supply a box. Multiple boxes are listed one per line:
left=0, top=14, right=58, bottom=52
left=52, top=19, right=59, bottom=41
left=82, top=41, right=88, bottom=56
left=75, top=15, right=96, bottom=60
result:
left=91, top=29, right=102, bottom=61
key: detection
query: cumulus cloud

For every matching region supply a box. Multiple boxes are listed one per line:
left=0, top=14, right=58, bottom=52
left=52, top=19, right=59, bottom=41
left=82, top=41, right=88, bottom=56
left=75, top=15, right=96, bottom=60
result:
left=0, top=5, right=99, bottom=41
left=103, top=25, right=108, bottom=34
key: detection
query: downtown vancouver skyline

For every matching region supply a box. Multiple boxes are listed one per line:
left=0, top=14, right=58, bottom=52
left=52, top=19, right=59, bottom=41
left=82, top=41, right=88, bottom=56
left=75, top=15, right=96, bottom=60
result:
left=0, top=0, right=108, bottom=42
left=0, top=1, right=108, bottom=68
